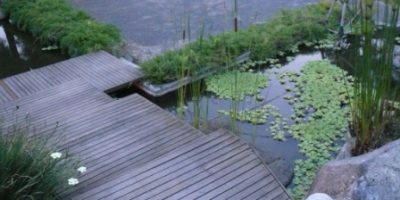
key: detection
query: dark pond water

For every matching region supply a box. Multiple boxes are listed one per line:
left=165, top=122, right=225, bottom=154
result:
left=0, top=20, right=68, bottom=79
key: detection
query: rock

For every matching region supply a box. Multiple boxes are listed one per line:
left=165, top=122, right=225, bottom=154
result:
left=257, top=148, right=293, bottom=186
left=268, top=158, right=293, bottom=186
left=306, top=193, right=333, bottom=200
left=309, top=139, right=400, bottom=200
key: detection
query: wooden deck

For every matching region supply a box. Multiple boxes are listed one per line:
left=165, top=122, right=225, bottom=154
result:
left=0, top=51, right=142, bottom=103
left=0, top=52, right=291, bottom=200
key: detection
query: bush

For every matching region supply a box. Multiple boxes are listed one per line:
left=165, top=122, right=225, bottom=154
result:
left=141, top=1, right=339, bottom=84
left=0, top=123, right=81, bottom=199
left=2, top=0, right=122, bottom=57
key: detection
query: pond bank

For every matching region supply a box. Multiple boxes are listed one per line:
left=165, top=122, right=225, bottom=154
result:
left=67, top=0, right=320, bottom=62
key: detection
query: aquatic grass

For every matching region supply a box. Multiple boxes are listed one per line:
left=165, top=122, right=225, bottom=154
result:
left=2, top=0, right=121, bottom=57
left=283, top=60, right=353, bottom=199
left=142, top=1, right=340, bottom=83
left=348, top=0, right=400, bottom=155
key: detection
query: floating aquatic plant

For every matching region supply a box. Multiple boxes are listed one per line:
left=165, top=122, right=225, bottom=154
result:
left=206, top=71, right=268, bottom=100
left=285, top=60, right=353, bottom=199
left=219, top=104, right=288, bottom=141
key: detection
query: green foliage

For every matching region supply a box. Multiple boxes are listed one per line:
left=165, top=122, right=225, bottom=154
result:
left=282, top=60, right=353, bottom=199
left=206, top=71, right=268, bottom=100
left=349, top=1, right=400, bottom=154
left=0, top=124, right=80, bottom=199
left=142, top=1, right=339, bottom=83
left=2, top=0, right=121, bottom=57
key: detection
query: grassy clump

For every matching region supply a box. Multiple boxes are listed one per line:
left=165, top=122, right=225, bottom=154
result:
left=2, top=0, right=122, bottom=56
left=349, top=1, right=400, bottom=155
left=282, top=60, right=353, bottom=199
left=0, top=124, right=80, bottom=199
left=142, top=1, right=338, bottom=84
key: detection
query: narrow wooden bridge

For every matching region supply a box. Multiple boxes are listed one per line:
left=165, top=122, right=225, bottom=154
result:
left=0, top=51, right=291, bottom=200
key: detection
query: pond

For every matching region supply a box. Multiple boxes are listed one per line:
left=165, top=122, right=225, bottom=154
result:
left=110, top=49, right=327, bottom=186
left=151, top=52, right=323, bottom=165
left=0, top=20, right=68, bottom=79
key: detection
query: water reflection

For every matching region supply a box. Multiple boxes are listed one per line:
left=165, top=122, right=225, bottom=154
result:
left=0, top=20, right=68, bottom=79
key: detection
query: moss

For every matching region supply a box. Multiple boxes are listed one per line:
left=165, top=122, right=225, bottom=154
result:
left=2, top=0, right=122, bottom=57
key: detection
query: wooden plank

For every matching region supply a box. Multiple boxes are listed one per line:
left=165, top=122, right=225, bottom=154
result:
left=196, top=165, right=270, bottom=200
left=74, top=128, right=200, bottom=191
left=155, top=151, right=257, bottom=200
left=260, top=183, right=286, bottom=200
left=72, top=132, right=230, bottom=199
left=272, top=192, right=293, bottom=200
left=231, top=177, right=280, bottom=200
left=0, top=84, right=14, bottom=102
left=213, top=171, right=274, bottom=199
left=96, top=139, right=245, bottom=200
left=0, top=69, right=291, bottom=200
left=0, top=51, right=143, bottom=104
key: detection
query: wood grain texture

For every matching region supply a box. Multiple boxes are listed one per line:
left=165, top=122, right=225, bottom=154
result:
left=0, top=51, right=143, bottom=103
left=0, top=59, right=290, bottom=199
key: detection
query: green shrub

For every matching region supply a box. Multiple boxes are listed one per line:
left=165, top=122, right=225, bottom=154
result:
left=2, top=0, right=122, bottom=57
left=142, top=1, right=339, bottom=84
left=0, top=123, right=81, bottom=199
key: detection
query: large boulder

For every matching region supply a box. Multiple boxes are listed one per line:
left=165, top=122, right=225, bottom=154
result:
left=308, top=139, right=400, bottom=200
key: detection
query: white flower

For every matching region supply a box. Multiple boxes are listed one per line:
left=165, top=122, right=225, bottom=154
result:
left=50, top=152, right=62, bottom=159
left=68, top=178, right=79, bottom=186
left=77, top=166, right=87, bottom=174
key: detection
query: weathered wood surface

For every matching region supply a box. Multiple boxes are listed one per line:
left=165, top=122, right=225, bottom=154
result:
left=0, top=51, right=142, bottom=104
left=0, top=73, right=291, bottom=199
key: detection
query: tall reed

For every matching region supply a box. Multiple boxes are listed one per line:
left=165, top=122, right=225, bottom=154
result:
left=350, top=0, right=400, bottom=155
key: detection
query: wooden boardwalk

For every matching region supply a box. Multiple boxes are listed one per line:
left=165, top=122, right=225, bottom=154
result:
left=0, top=51, right=142, bottom=103
left=0, top=53, right=291, bottom=200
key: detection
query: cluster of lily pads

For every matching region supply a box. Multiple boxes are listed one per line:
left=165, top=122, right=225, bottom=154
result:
left=206, top=71, right=268, bottom=100
left=279, top=60, right=353, bottom=199
left=218, top=104, right=289, bottom=141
